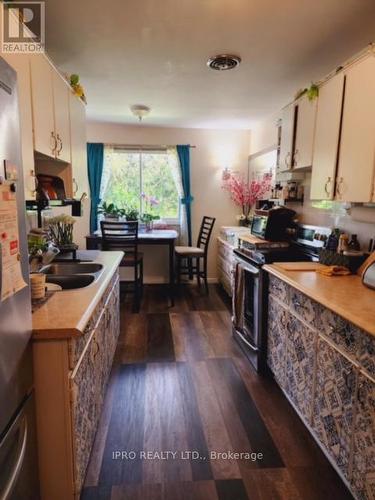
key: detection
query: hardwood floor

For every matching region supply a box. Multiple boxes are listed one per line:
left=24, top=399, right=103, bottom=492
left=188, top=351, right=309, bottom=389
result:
left=81, top=284, right=353, bottom=500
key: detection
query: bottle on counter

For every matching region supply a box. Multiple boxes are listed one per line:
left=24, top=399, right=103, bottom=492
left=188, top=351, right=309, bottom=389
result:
left=337, top=233, right=350, bottom=254
left=326, top=228, right=340, bottom=252
left=288, top=181, right=297, bottom=199
left=348, top=234, right=361, bottom=251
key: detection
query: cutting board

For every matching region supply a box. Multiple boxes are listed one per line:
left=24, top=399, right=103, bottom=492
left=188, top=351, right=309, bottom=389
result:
left=273, top=262, right=325, bottom=272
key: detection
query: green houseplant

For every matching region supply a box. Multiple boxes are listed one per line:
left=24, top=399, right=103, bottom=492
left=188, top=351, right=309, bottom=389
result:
left=97, top=202, right=124, bottom=220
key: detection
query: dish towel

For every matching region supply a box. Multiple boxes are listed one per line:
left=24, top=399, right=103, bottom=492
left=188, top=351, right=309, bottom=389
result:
left=232, top=263, right=245, bottom=331
left=317, top=265, right=351, bottom=277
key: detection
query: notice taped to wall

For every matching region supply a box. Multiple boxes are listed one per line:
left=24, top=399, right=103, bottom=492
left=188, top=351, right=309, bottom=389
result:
left=0, top=183, right=27, bottom=301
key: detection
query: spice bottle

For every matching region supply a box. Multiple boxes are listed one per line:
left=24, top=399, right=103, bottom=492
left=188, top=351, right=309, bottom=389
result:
left=348, top=234, right=360, bottom=251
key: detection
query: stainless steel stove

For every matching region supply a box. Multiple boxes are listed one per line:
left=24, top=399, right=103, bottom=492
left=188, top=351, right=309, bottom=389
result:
left=232, top=224, right=330, bottom=372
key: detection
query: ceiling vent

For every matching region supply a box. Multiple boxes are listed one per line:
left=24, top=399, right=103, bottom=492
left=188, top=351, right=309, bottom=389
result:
left=207, top=54, right=241, bottom=71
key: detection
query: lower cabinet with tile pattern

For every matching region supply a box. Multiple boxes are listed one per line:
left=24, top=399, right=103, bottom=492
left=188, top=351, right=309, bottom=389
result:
left=32, top=271, right=120, bottom=500
left=266, top=274, right=375, bottom=500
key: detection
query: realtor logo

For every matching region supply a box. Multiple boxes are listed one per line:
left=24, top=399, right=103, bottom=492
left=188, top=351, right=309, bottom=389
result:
left=2, top=2, right=45, bottom=53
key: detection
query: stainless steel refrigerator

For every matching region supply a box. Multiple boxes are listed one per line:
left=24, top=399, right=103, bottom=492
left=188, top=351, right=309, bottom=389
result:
left=0, top=57, right=40, bottom=499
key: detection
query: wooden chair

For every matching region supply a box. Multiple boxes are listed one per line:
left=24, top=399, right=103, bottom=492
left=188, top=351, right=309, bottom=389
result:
left=100, top=220, right=143, bottom=309
left=174, top=216, right=216, bottom=294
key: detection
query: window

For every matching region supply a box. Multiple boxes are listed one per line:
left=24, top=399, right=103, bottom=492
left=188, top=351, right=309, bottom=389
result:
left=100, top=148, right=180, bottom=222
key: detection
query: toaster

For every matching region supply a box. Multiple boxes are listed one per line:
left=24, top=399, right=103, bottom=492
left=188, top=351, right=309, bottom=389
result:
left=363, top=262, right=375, bottom=290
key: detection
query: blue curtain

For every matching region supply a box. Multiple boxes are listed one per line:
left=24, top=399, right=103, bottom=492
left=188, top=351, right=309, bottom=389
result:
left=87, top=143, right=104, bottom=233
left=177, top=145, right=194, bottom=246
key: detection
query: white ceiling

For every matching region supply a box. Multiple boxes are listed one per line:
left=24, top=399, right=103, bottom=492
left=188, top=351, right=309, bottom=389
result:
left=45, top=0, right=375, bottom=129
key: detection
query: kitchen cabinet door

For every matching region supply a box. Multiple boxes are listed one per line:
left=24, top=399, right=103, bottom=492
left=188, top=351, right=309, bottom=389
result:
left=293, top=96, right=317, bottom=170
left=30, top=55, right=56, bottom=158
left=285, top=315, right=317, bottom=423
left=351, top=372, right=375, bottom=500
left=310, top=73, right=345, bottom=200
left=336, top=56, right=375, bottom=202
left=279, top=103, right=295, bottom=172
left=69, top=93, right=90, bottom=248
left=312, top=337, right=357, bottom=481
left=267, top=296, right=289, bottom=389
left=52, top=72, right=71, bottom=163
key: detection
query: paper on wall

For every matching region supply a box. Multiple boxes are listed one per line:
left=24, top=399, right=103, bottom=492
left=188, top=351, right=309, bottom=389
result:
left=0, top=183, right=27, bottom=301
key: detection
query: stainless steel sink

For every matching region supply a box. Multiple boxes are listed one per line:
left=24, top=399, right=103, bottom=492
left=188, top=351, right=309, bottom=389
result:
left=41, top=263, right=103, bottom=275
left=46, top=275, right=95, bottom=290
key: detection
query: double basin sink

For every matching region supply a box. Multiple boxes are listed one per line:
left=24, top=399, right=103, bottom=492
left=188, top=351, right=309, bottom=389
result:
left=40, top=262, right=104, bottom=290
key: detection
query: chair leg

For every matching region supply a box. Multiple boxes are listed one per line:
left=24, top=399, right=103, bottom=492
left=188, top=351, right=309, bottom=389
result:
left=197, top=257, right=201, bottom=287
left=188, top=257, right=193, bottom=280
left=176, top=255, right=181, bottom=284
left=140, top=259, right=144, bottom=298
left=204, top=256, right=209, bottom=295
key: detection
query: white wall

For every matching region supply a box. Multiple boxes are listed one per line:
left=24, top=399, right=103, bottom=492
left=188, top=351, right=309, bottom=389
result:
left=250, top=112, right=280, bottom=153
left=87, top=122, right=251, bottom=282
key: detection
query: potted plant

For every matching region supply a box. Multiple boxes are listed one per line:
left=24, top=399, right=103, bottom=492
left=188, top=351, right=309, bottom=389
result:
left=222, top=172, right=273, bottom=226
left=97, top=202, right=124, bottom=220
left=124, top=208, right=139, bottom=221
left=141, top=194, right=160, bottom=231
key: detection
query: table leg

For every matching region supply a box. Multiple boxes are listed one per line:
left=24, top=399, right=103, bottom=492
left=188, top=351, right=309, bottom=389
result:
left=169, top=241, right=175, bottom=307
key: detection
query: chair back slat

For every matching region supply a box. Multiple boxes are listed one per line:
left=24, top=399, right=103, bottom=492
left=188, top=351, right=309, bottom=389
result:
left=197, top=216, right=215, bottom=251
left=101, top=220, right=139, bottom=258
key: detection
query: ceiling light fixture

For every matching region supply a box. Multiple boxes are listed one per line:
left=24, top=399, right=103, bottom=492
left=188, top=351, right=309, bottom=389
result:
left=207, top=54, right=241, bottom=71
left=130, top=104, right=151, bottom=122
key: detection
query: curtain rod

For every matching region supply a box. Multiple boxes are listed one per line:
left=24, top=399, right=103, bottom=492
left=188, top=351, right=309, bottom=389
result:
left=108, top=144, right=196, bottom=150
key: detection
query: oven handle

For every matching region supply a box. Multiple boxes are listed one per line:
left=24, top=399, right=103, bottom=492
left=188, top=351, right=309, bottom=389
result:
left=234, top=328, right=259, bottom=352
left=234, top=259, right=260, bottom=276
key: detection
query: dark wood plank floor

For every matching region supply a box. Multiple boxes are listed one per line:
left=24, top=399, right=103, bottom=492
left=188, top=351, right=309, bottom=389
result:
left=81, top=284, right=353, bottom=500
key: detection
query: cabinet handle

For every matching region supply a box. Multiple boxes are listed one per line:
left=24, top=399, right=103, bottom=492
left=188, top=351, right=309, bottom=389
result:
left=336, top=177, right=344, bottom=198
left=56, top=134, right=63, bottom=155
left=50, top=131, right=57, bottom=153
left=73, top=178, right=79, bottom=197
left=285, top=152, right=291, bottom=168
left=292, top=299, right=307, bottom=310
left=324, top=177, right=332, bottom=197
left=342, top=369, right=353, bottom=391
left=30, top=169, right=38, bottom=195
left=293, top=149, right=299, bottom=166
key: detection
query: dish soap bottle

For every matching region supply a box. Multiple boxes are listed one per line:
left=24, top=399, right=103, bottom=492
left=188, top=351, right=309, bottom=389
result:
left=348, top=234, right=360, bottom=251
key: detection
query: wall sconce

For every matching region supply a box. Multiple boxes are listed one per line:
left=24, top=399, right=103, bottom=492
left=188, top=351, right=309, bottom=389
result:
left=222, top=167, right=231, bottom=181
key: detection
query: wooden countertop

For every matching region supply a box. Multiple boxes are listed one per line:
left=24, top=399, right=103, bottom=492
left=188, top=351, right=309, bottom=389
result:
left=264, top=263, right=375, bottom=337
left=32, top=250, right=123, bottom=340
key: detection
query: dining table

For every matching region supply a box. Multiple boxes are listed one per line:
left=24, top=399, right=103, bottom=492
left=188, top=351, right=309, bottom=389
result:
left=85, top=229, right=179, bottom=306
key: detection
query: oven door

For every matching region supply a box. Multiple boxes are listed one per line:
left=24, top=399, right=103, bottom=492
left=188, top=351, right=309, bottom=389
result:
left=232, top=258, right=262, bottom=352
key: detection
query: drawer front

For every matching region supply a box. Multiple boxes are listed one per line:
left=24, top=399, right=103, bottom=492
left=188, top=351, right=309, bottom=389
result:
left=318, top=305, right=363, bottom=361
left=358, top=333, right=375, bottom=379
left=269, top=275, right=290, bottom=304
left=217, top=243, right=233, bottom=262
left=267, top=296, right=289, bottom=389
left=217, top=255, right=233, bottom=277
left=351, top=373, right=375, bottom=500
left=290, top=288, right=320, bottom=328
left=68, top=270, right=119, bottom=369
left=285, top=315, right=317, bottom=423
left=312, top=337, right=357, bottom=480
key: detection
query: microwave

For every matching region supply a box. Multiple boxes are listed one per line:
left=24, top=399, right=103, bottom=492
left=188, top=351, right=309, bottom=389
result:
left=251, top=207, right=296, bottom=241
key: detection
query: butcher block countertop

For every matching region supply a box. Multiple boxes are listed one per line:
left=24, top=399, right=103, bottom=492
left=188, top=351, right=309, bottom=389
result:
left=32, top=250, right=123, bottom=340
left=264, top=263, right=375, bottom=337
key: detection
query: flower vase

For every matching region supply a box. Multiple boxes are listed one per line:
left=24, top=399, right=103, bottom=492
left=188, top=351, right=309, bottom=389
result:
left=145, top=220, right=154, bottom=232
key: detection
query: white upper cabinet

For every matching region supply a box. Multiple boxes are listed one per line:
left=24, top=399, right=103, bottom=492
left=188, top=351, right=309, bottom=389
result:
left=52, top=72, right=71, bottom=163
left=279, top=103, right=295, bottom=172
left=69, top=93, right=88, bottom=199
left=30, top=55, right=56, bottom=158
left=310, top=73, right=345, bottom=200
left=336, top=56, right=375, bottom=203
left=293, top=96, right=317, bottom=170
